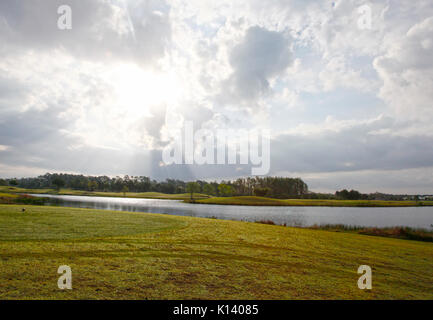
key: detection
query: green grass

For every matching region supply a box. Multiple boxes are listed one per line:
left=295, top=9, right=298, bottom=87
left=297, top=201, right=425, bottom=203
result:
left=0, top=192, right=17, bottom=198
left=0, top=186, right=210, bottom=200
left=189, top=196, right=433, bottom=207
left=0, top=204, right=432, bottom=299
left=0, top=192, right=18, bottom=203
left=0, top=205, right=184, bottom=241
left=307, top=224, right=433, bottom=242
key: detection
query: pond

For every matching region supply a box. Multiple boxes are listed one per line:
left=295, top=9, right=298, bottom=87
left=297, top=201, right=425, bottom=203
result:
left=30, top=194, right=433, bottom=229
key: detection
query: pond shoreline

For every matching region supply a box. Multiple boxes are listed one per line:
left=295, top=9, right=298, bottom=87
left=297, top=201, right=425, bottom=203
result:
left=3, top=186, right=433, bottom=207
left=27, top=193, right=433, bottom=230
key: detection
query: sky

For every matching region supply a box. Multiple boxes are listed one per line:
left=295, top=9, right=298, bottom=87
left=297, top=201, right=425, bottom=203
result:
left=0, top=0, right=433, bottom=194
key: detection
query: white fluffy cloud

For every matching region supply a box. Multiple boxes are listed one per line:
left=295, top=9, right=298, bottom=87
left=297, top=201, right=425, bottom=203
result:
left=374, top=16, right=433, bottom=121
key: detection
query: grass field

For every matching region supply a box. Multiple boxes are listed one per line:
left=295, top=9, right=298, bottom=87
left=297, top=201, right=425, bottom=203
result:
left=189, top=196, right=433, bottom=207
left=0, top=186, right=209, bottom=200
left=0, top=204, right=432, bottom=299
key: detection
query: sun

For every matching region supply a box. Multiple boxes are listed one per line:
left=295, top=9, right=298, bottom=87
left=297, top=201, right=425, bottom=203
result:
left=108, top=63, right=181, bottom=117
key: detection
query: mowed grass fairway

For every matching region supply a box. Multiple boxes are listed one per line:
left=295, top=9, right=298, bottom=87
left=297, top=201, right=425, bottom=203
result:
left=0, top=205, right=432, bottom=299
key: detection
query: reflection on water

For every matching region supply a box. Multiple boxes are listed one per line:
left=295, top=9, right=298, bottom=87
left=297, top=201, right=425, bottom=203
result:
left=31, top=194, right=433, bottom=229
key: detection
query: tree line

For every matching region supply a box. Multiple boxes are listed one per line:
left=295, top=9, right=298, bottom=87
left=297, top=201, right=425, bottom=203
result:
left=0, top=173, right=309, bottom=198
left=2, top=173, right=423, bottom=200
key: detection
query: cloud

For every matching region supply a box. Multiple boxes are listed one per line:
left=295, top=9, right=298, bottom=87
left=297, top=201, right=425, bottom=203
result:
left=1, top=0, right=433, bottom=194
left=0, top=0, right=171, bottom=66
left=270, top=116, right=433, bottom=174
left=374, top=16, right=433, bottom=121
left=220, top=26, right=293, bottom=105
left=293, top=167, right=433, bottom=194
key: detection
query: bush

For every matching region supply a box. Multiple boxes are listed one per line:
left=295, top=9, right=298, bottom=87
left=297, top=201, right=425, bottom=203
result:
left=255, top=220, right=276, bottom=225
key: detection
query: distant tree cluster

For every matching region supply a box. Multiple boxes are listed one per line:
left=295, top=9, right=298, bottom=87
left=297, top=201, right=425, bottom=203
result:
left=333, top=189, right=407, bottom=200
left=333, top=189, right=408, bottom=200
left=4, top=173, right=309, bottom=198
left=335, top=189, right=367, bottom=200
left=225, top=177, right=308, bottom=198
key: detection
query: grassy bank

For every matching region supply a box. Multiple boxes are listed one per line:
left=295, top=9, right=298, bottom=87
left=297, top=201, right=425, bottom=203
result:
left=306, top=224, right=433, bottom=243
left=1, top=204, right=432, bottom=299
left=188, top=196, right=433, bottom=207
left=0, top=193, right=48, bottom=205
left=0, top=186, right=210, bottom=200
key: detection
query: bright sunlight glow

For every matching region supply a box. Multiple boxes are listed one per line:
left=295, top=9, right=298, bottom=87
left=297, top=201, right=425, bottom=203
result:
left=109, top=63, right=182, bottom=117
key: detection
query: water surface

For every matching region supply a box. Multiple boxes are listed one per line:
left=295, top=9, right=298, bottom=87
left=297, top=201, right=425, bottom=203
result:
left=31, top=194, right=433, bottom=229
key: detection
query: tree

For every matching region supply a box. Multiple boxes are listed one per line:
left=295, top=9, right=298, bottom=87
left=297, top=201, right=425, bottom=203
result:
left=122, top=185, right=129, bottom=196
left=52, top=178, right=65, bottom=191
left=348, top=189, right=361, bottom=200
left=4, top=173, right=312, bottom=199
left=186, top=182, right=200, bottom=200
left=87, top=181, right=98, bottom=191
left=335, top=189, right=349, bottom=199
left=0, top=179, right=7, bottom=186
left=336, top=189, right=362, bottom=200
left=202, top=184, right=216, bottom=196
left=218, top=184, right=234, bottom=197
left=254, top=187, right=270, bottom=197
